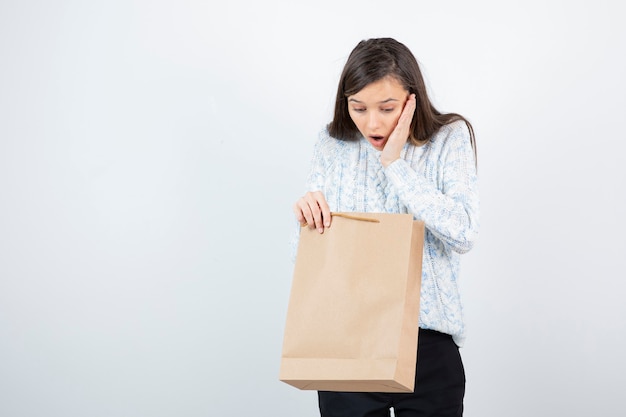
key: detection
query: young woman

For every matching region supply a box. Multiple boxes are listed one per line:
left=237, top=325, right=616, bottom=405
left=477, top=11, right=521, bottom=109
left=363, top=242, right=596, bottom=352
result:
left=292, top=38, right=479, bottom=417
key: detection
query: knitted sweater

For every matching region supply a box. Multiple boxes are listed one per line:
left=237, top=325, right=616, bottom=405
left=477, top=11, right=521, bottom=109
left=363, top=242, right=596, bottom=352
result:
left=292, top=120, right=479, bottom=346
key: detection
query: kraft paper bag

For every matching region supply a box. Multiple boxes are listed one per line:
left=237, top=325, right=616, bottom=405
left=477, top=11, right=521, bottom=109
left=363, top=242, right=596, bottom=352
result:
left=280, top=212, right=424, bottom=392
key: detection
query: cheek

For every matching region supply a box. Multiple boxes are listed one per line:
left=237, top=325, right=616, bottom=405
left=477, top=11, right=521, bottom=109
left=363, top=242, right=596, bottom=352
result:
left=349, top=112, right=365, bottom=131
left=377, top=112, right=401, bottom=132
left=390, top=111, right=403, bottom=126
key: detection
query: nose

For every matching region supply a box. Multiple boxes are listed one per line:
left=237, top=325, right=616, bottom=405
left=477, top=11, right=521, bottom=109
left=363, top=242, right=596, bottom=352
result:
left=367, top=112, right=381, bottom=130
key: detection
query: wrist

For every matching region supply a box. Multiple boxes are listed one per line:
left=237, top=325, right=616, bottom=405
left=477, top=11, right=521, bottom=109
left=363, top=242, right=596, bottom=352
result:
left=381, top=155, right=399, bottom=168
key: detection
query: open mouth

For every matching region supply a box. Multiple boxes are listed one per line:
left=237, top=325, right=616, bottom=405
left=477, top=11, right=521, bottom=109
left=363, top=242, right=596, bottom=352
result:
left=368, top=135, right=386, bottom=149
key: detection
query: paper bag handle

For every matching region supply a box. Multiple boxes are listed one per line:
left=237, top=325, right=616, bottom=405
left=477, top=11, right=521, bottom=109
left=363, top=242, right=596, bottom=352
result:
left=301, top=212, right=380, bottom=227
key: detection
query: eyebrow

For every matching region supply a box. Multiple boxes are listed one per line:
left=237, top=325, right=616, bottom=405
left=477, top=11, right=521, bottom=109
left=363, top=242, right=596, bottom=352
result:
left=348, top=98, right=400, bottom=104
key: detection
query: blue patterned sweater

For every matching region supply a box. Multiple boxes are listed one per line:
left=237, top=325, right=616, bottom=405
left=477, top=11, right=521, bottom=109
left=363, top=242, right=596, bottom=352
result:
left=292, top=120, right=479, bottom=346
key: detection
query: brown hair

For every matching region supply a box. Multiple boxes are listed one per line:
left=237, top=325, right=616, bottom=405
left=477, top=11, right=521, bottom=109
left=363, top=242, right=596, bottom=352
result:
left=327, top=38, right=476, bottom=158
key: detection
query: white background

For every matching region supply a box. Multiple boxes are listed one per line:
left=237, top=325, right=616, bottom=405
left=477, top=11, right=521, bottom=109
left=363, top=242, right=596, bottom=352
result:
left=1, top=1, right=625, bottom=416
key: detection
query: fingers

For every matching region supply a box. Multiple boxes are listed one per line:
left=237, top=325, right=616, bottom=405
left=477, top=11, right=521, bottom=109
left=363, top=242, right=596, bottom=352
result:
left=390, top=94, right=416, bottom=141
left=381, top=94, right=416, bottom=168
left=293, top=191, right=331, bottom=233
left=397, top=94, right=416, bottom=132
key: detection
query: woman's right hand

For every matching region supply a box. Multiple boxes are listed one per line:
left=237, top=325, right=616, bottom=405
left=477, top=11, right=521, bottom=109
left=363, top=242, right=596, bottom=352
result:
left=293, top=191, right=331, bottom=234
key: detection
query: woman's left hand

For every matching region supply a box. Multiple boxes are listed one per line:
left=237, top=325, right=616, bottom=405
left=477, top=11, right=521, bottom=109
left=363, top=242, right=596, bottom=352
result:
left=381, top=94, right=416, bottom=167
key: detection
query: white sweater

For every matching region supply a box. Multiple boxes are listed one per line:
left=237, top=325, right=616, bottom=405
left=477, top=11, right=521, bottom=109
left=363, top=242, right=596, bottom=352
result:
left=293, top=120, right=479, bottom=346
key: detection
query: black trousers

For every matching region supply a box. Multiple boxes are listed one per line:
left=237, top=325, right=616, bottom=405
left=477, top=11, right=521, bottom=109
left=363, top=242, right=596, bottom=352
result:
left=318, top=329, right=465, bottom=417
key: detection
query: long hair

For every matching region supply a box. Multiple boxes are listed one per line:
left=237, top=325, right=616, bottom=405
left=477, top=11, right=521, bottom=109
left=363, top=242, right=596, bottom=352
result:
left=327, top=38, right=476, bottom=159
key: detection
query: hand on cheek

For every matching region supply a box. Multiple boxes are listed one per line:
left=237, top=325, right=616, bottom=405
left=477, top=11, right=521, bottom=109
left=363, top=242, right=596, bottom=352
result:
left=381, top=94, right=416, bottom=168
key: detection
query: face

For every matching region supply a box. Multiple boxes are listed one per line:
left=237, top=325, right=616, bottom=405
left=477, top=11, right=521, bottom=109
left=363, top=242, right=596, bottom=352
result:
left=347, top=76, right=409, bottom=151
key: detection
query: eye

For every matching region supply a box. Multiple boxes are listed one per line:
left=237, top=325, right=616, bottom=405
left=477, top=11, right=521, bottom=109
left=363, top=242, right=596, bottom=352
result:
left=382, top=108, right=395, bottom=113
left=352, top=107, right=366, bottom=113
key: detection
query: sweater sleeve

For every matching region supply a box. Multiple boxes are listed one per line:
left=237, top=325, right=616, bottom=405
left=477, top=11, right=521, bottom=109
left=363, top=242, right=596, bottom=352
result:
left=305, top=130, right=331, bottom=192
left=289, top=130, right=331, bottom=262
left=384, top=122, right=480, bottom=253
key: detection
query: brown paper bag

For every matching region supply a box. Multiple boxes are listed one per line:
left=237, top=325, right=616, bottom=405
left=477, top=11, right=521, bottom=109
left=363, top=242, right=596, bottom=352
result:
left=280, top=212, right=424, bottom=392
